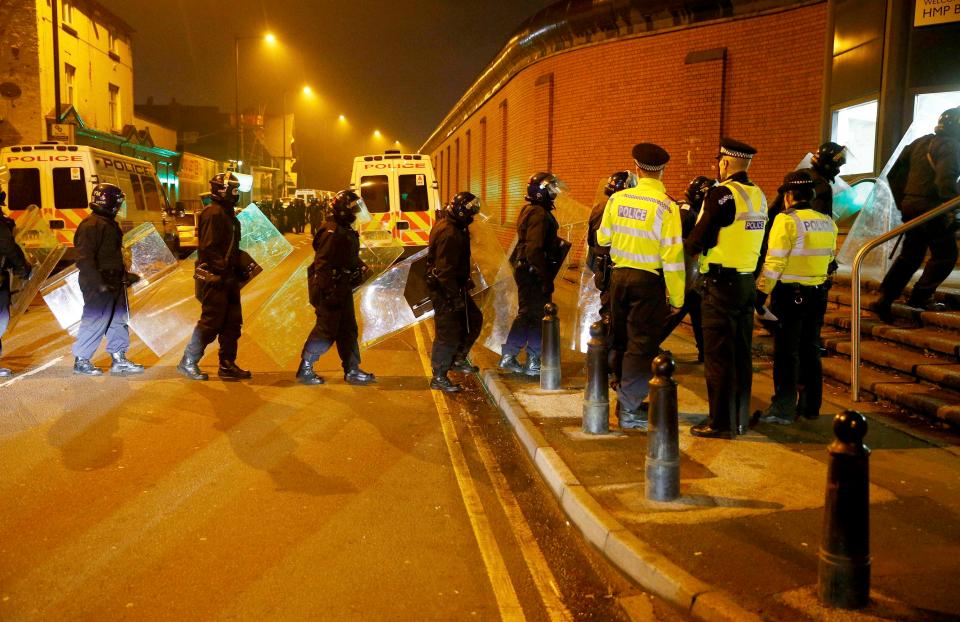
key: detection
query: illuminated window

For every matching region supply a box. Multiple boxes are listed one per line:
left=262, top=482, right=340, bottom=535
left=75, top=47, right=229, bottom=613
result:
left=832, top=100, right=878, bottom=175
left=64, top=63, right=75, bottom=105
left=61, top=0, right=74, bottom=24
left=914, top=91, right=960, bottom=132
left=108, top=83, right=120, bottom=130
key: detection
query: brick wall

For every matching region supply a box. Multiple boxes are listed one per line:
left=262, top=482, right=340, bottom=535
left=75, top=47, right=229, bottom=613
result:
left=430, top=3, right=827, bottom=224
left=0, top=1, right=43, bottom=147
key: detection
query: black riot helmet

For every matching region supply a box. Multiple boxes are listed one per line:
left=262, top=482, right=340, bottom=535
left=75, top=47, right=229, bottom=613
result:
left=0, top=189, right=6, bottom=206
left=525, top=172, right=560, bottom=207
left=447, top=191, right=481, bottom=225
left=935, top=107, right=960, bottom=140
left=810, top=142, right=848, bottom=181
left=604, top=171, right=637, bottom=197
left=209, top=172, right=241, bottom=206
left=331, top=189, right=363, bottom=226
left=684, top=176, right=716, bottom=211
left=90, top=183, right=125, bottom=217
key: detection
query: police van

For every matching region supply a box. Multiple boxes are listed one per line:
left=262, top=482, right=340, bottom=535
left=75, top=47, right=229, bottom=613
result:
left=0, top=143, right=175, bottom=256
left=349, top=150, right=441, bottom=252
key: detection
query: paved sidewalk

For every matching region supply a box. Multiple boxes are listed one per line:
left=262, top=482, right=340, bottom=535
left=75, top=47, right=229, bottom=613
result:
left=474, top=326, right=960, bottom=621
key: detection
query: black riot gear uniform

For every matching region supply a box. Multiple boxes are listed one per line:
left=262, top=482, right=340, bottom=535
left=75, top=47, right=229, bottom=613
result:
left=587, top=171, right=637, bottom=323
left=0, top=191, right=30, bottom=376
left=874, top=113, right=960, bottom=318
left=500, top=174, right=562, bottom=376
left=427, top=193, right=483, bottom=392
left=297, top=190, right=375, bottom=386
left=71, top=183, right=144, bottom=376
left=178, top=173, right=251, bottom=381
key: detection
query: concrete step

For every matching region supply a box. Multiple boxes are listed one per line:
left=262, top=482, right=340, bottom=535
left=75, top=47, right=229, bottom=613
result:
left=832, top=340, right=960, bottom=390
left=821, top=356, right=960, bottom=425
left=824, top=311, right=960, bottom=358
left=831, top=270, right=960, bottom=309
left=827, top=289, right=960, bottom=331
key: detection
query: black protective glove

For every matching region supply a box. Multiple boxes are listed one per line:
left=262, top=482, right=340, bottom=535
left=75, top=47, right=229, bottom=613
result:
left=754, top=290, right=768, bottom=314
left=124, top=271, right=141, bottom=288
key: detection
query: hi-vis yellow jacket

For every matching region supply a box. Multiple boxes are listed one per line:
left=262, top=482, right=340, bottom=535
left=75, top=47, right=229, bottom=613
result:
left=597, top=178, right=685, bottom=308
left=698, top=179, right=768, bottom=273
left=756, top=206, right=838, bottom=294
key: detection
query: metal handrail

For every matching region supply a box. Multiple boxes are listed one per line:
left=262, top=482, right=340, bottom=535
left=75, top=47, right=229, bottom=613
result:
left=850, top=194, right=960, bottom=400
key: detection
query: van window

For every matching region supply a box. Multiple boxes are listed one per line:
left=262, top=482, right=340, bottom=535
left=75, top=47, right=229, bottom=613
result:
left=126, top=173, right=146, bottom=211
left=7, top=168, right=41, bottom=211
left=113, top=173, right=138, bottom=218
left=52, top=167, right=88, bottom=208
left=399, top=174, right=429, bottom=212
left=139, top=175, right=163, bottom=211
left=360, top=175, right=390, bottom=213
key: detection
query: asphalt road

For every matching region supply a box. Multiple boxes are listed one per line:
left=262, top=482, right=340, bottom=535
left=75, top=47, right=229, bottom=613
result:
left=0, top=233, right=683, bottom=622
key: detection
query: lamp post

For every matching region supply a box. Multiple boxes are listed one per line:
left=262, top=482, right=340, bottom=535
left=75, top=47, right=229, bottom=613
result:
left=234, top=33, right=276, bottom=170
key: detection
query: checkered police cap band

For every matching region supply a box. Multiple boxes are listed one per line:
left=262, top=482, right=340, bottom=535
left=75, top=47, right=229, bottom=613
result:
left=719, top=146, right=754, bottom=159
left=635, top=159, right=666, bottom=172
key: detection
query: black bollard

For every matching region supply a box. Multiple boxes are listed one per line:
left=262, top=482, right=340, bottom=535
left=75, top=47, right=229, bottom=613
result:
left=541, top=302, right=561, bottom=390
left=582, top=321, right=609, bottom=434
left=646, top=352, right=679, bottom=501
left=818, top=410, right=871, bottom=609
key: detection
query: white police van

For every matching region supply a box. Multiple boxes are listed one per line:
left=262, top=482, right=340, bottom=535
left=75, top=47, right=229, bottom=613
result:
left=0, top=143, right=174, bottom=255
left=349, top=150, right=441, bottom=252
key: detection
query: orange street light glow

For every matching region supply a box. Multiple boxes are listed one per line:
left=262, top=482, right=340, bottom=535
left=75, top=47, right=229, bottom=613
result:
left=264, top=33, right=277, bottom=45
left=373, top=130, right=382, bottom=138
left=338, top=114, right=346, bottom=122
left=302, top=85, right=313, bottom=96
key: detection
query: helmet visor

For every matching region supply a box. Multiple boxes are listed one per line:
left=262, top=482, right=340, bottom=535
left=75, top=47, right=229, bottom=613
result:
left=353, top=197, right=371, bottom=226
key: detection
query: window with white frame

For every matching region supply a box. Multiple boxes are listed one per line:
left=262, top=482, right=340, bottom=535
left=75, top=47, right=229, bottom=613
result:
left=832, top=100, right=878, bottom=176
left=914, top=91, right=960, bottom=132
left=108, top=29, right=119, bottom=55
left=64, top=63, right=75, bottom=106
left=108, top=84, right=120, bottom=130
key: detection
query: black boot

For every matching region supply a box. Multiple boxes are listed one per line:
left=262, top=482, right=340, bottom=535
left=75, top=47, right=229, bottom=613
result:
left=618, top=409, right=648, bottom=431
left=430, top=372, right=463, bottom=392
left=868, top=298, right=895, bottom=324
left=218, top=360, right=252, bottom=380
left=523, top=354, right=541, bottom=377
left=177, top=355, right=208, bottom=381
left=296, top=359, right=325, bottom=385
left=0, top=366, right=11, bottom=378
left=109, top=351, right=144, bottom=375
left=73, top=357, right=103, bottom=376
left=498, top=354, right=524, bottom=374
left=344, top=368, right=376, bottom=385
left=451, top=355, right=479, bottom=373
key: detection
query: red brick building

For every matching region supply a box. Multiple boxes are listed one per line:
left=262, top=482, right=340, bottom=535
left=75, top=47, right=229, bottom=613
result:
left=420, top=0, right=960, bottom=225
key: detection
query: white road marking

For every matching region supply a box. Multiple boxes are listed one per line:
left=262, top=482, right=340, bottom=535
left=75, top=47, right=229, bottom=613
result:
left=0, top=356, right=63, bottom=388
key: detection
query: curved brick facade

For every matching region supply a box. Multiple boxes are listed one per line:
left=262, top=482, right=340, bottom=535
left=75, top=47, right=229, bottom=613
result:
left=427, top=2, right=827, bottom=226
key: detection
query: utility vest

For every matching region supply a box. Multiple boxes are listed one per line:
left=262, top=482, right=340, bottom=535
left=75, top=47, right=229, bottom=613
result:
left=758, top=207, right=837, bottom=290
left=698, top=180, right=767, bottom=273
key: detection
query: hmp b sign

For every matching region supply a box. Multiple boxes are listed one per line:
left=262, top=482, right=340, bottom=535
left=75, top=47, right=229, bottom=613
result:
left=915, top=0, right=960, bottom=26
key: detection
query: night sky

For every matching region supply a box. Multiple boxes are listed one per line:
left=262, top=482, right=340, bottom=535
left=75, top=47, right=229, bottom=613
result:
left=96, top=0, right=556, bottom=190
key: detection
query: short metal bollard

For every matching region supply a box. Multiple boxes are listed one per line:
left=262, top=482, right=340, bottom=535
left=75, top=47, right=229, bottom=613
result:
left=582, top=321, right=609, bottom=434
left=818, top=410, right=871, bottom=610
left=646, top=351, right=679, bottom=501
left=540, top=302, right=561, bottom=390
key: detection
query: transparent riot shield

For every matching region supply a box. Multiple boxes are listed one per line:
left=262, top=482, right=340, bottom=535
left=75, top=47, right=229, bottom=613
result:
left=571, top=235, right=602, bottom=353
left=794, top=152, right=858, bottom=221
left=41, top=223, right=177, bottom=336
left=477, top=237, right=518, bottom=354
left=7, top=206, right=66, bottom=333
left=837, top=120, right=929, bottom=277
left=236, top=202, right=293, bottom=271
left=356, top=217, right=509, bottom=349
left=248, top=239, right=404, bottom=367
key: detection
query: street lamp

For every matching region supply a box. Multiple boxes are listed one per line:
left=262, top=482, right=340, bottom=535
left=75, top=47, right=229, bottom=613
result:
left=234, top=32, right=277, bottom=169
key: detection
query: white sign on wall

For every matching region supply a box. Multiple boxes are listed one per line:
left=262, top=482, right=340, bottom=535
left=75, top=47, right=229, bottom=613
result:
left=915, top=0, right=960, bottom=27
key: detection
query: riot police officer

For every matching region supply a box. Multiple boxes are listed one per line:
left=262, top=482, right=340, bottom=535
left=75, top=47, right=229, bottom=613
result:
left=178, top=172, right=255, bottom=381
left=427, top=191, right=483, bottom=392
left=597, top=144, right=685, bottom=430
left=658, top=175, right=714, bottom=360
left=754, top=171, right=837, bottom=425
left=685, top=138, right=767, bottom=438
left=872, top=107, right=960, bottom=320
left=588, top=171, right=637, bottom=324
left=296, top=190, right=376, bottom=386
left=499, top=172, right=562, bottom=377
left=0, top=190, right=31, bottom=377
left=72, top=183, right=144, bottom=376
